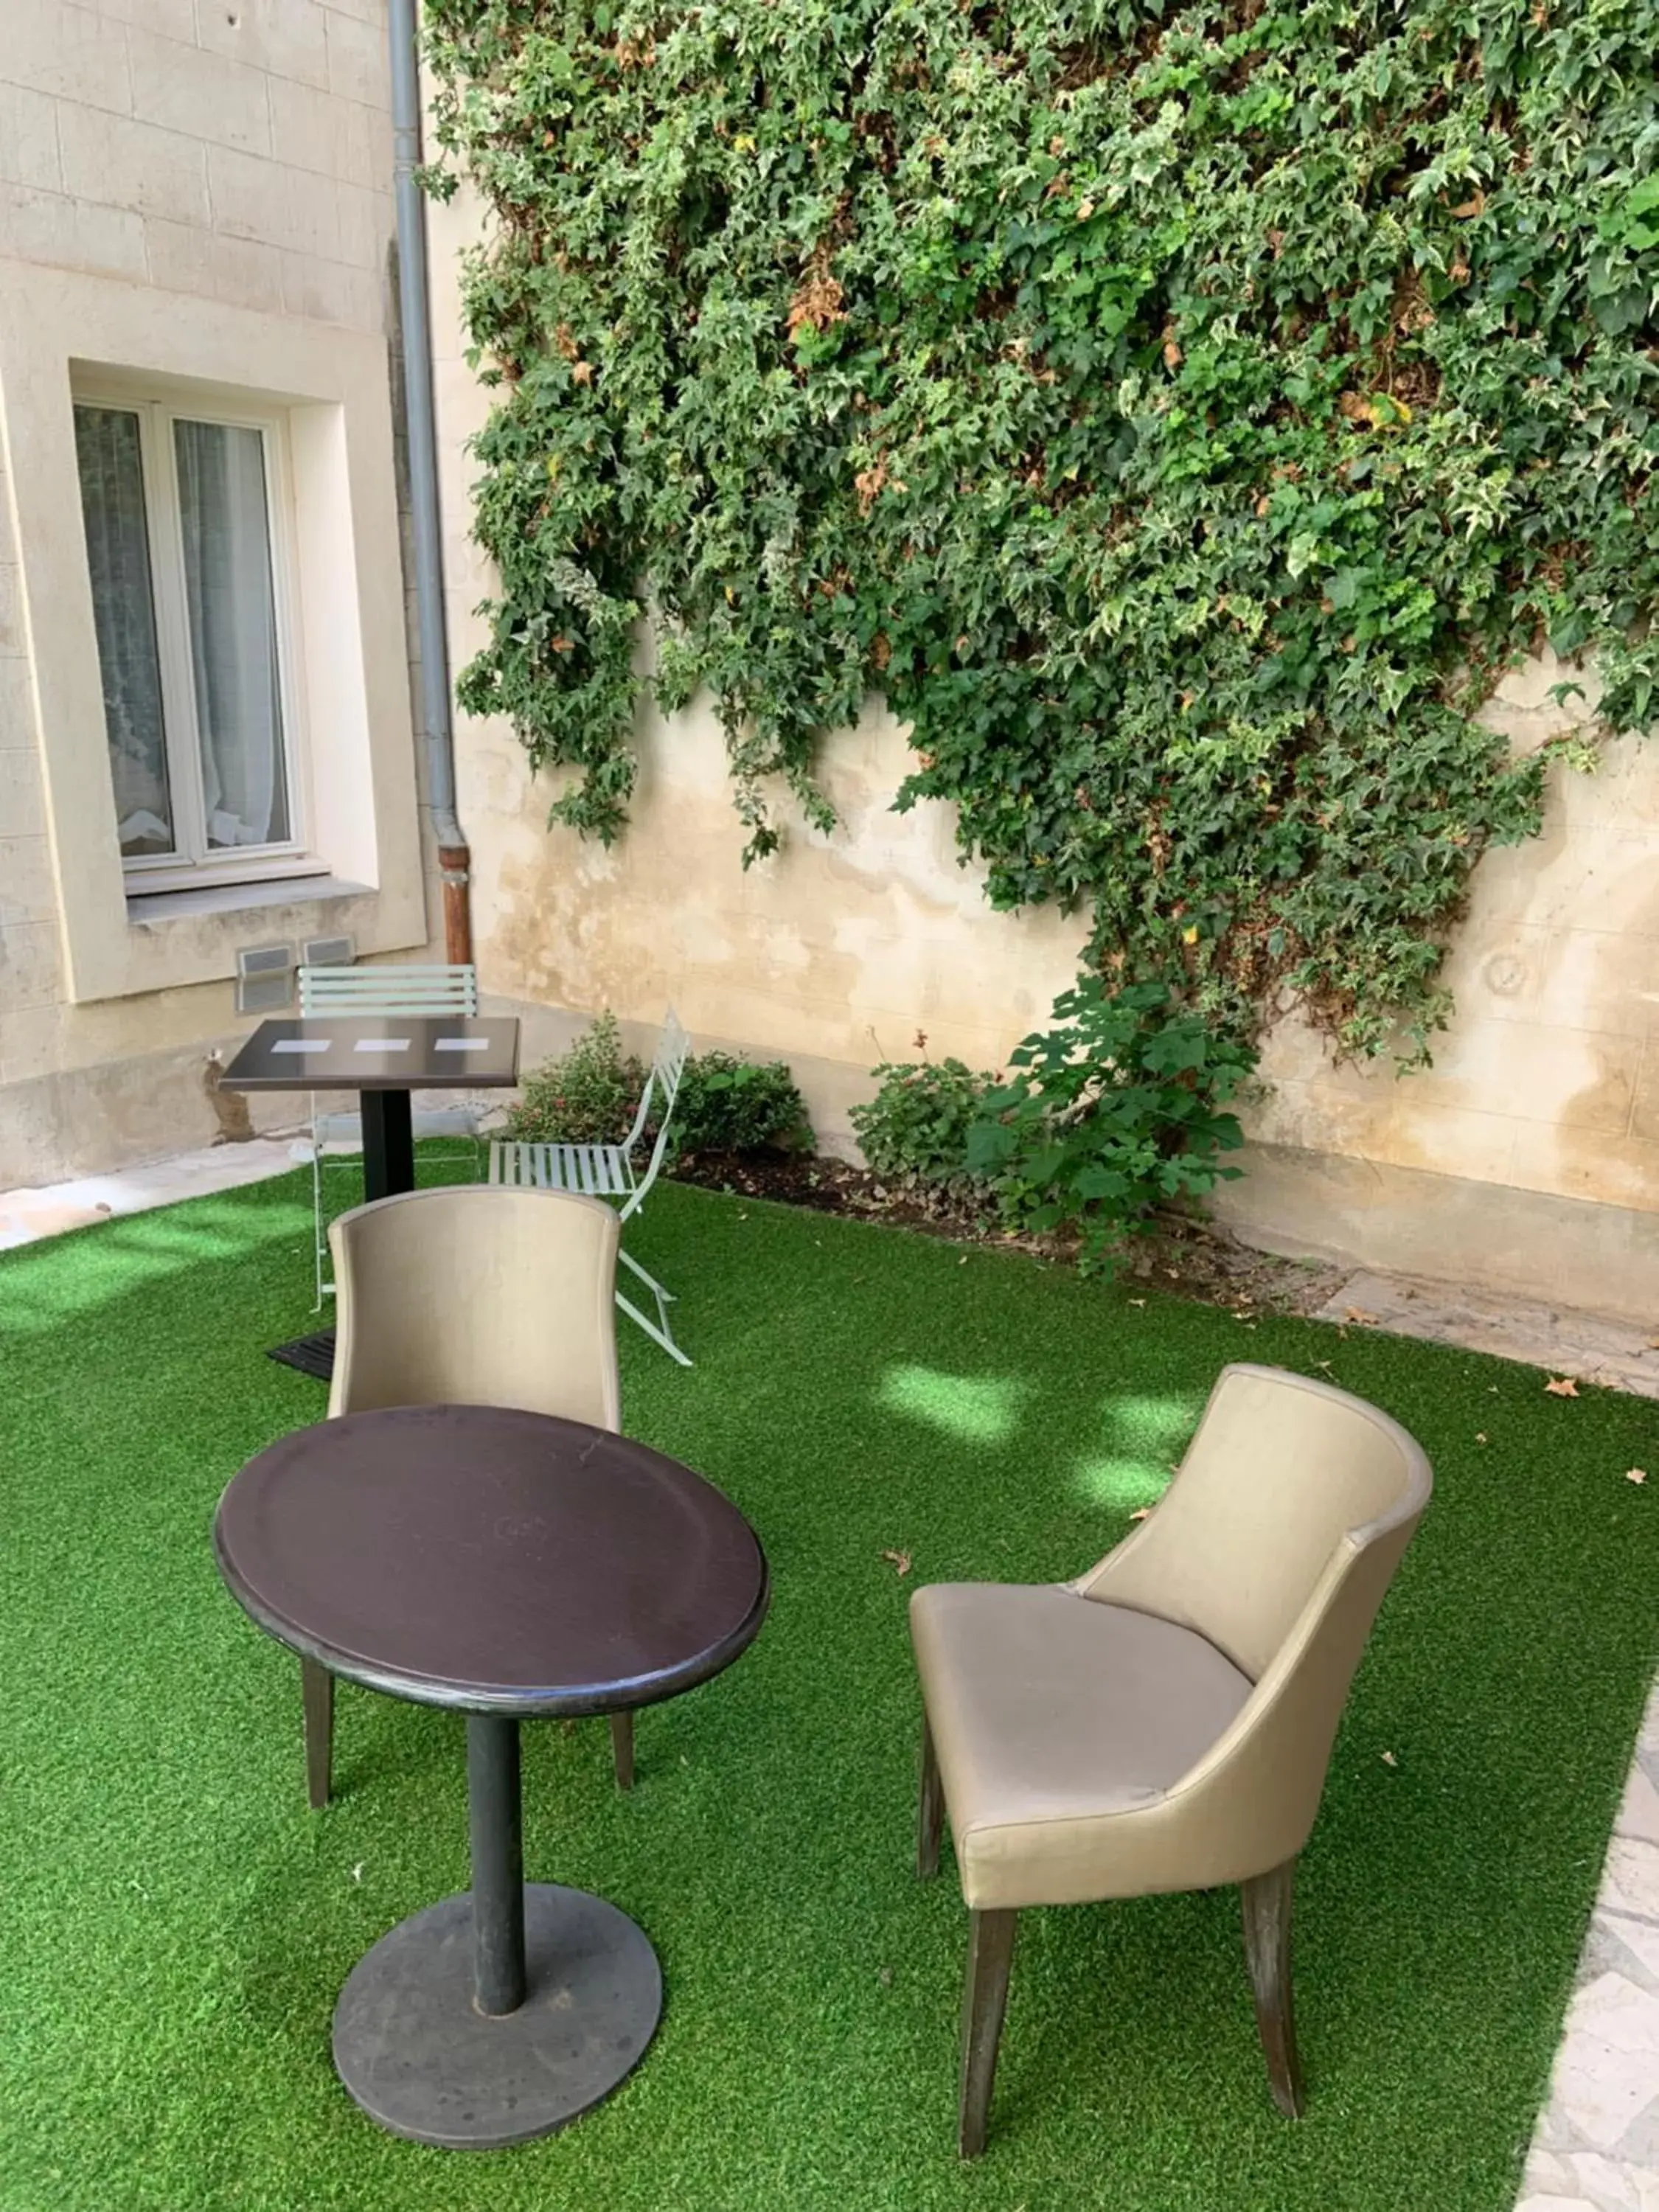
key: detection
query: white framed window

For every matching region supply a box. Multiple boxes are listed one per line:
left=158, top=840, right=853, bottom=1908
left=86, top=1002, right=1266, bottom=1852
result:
left=71, top=378, right=324, bottom=894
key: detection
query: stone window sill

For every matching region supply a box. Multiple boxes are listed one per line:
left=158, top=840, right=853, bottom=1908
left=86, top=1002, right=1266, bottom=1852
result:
left=126, top=876, right=372, bottom=926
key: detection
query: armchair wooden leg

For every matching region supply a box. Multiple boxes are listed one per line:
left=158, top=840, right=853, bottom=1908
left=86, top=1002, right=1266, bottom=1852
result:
left=302, top=1658, right=334, bottom=1811
left=918, top=1716, right=943, bottom=1879
left=958, top=1907, right=1017, bottom=2158
left=1241, top=1857, right=1304, bottom=2118
left=609, top=1711, right=635, bottom=1792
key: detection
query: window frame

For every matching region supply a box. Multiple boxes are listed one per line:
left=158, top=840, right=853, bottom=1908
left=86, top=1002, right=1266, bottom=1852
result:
left=72, top=374, right=324, bottom=896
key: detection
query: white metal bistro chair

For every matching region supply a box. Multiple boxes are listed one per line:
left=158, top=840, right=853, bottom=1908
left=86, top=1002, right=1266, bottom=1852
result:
left=291, top=964, right=486, bottom=1309
left=489, top=1009, right=692, bottom=1366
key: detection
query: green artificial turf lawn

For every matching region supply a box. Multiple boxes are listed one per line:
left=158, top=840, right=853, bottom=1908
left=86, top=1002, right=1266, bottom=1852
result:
left=1, top=1167, right=1655, bottom=2212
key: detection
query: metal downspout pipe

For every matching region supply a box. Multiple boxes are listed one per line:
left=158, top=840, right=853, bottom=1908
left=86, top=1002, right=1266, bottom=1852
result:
left=389, top=0, right=472, bottom=965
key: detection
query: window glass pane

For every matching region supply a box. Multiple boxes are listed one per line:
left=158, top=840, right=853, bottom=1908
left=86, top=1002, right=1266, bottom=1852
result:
left=72, top=405, right=174, bottom=858
left=173, top=419, right=291, bottom=849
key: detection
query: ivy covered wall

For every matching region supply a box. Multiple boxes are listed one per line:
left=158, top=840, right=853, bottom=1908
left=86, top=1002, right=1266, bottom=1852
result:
left=426, top=0, right=1659, bottom=1062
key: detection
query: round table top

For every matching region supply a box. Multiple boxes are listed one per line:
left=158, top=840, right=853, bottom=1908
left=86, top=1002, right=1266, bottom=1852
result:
left=214, top=1405, right=768, bottom=1717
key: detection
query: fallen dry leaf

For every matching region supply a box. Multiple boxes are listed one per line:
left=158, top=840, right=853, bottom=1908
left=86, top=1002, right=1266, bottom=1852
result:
left=1315, top=1360, right=1334, bottom=1373
left=1544, top=1376, right=1579, bottom=1397
left=1128, top=1508, right=1152, bottom=1523
left=881, top=1548, right=912, bottom=1576
left=958, top=1255, right=969, bottom=1266
left=1380, top=1750, right=1398, bottom=1767
left=1128, top=1297, right=1147, bottom=1307
left=1627, top=1468, right=1648, bottom=1486
left=1344, top=1307, right=1380, bottom=1326
left=1475, top=1433, right=1487, bottom=1444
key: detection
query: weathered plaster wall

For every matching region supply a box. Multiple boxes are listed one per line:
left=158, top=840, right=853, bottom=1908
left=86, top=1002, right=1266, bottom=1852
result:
left=1249, top=655, right=1659, bottom=1212
left=429, top=175, right=1658, bottom=1319
left=0, top=0, right=439, bottom=1188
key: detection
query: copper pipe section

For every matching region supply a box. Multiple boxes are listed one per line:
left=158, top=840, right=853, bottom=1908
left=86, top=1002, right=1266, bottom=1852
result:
left=439, top=844, right=473, bottom=967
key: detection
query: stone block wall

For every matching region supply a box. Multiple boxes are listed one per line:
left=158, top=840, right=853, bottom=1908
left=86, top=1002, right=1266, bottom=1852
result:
left=0, top=0, right=439, bottom=1187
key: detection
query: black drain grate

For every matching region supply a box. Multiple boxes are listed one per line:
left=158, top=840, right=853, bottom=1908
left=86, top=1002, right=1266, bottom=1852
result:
left=265, top=1329, right=335, bottom=1382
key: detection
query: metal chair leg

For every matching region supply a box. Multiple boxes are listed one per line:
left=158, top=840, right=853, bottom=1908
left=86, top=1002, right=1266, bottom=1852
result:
left=609, top=1711, right=635, bottom=1792
left=616, top=1248, right=692, bottom=1366
left=918, top=1716, right=943, bottom=1879
left=302, top=1658, right=334, bottom=1810
left=958, top=1907, right=1016, bottom=2158
left=1241, top=1857, right=1304, bottom=2117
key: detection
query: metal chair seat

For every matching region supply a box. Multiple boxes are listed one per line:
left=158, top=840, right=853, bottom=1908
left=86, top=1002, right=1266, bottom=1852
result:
left=492, top=1141, right=636, bottom=1201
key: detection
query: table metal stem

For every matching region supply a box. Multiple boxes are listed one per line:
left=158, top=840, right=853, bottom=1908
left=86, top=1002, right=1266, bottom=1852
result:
left=361, top=1088, right=414, bottom=1202
left=466, top=1714, right=526, bottom=2016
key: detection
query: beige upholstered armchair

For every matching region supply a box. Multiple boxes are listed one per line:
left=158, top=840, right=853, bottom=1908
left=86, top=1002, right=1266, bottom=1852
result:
left=297, top=1185, right=627, bottom=1809
left=910, top=1362, right=1432, bottom=2156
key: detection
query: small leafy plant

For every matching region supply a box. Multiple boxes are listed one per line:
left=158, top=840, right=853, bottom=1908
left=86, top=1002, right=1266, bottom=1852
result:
left=672, top=1053, right=811, bottom=1157
left=967, top=979, right=1255, bottom=1273
left=849, top=1055, right=1001, bottom=1213
left=503, top=1013, right=643, bottom=1147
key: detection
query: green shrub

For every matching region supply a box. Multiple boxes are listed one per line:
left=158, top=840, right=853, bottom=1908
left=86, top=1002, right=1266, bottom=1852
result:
left=672, top=1053, right=811, bottom=1157
left=967, top=979, right=1255, bottom=1273
left=849, top=1057, right=1000, bottom=1211
left=502, top=1013, right=644, bottom=1147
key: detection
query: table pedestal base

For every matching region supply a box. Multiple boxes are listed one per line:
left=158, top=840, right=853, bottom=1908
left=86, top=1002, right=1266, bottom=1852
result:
left=332, top=1882, right=661, bottom=2148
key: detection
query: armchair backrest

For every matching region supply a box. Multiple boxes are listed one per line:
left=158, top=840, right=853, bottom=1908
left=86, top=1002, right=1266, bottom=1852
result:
left=327, top=1186, right=620, bottom=1429
left=1077, top=1364, right=1430, bottom=1680
left=1075, top=1365, right=1430, bottom=1874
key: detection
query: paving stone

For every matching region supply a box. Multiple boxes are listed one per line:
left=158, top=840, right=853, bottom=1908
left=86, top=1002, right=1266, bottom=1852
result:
left=1315, top=1270, right=1659, bottom=1398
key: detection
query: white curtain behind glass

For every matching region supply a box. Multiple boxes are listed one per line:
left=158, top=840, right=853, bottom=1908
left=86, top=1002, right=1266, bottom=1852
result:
left=72, top=406, right=175, bottom=858
left=174, top=419, right=290, bottom=849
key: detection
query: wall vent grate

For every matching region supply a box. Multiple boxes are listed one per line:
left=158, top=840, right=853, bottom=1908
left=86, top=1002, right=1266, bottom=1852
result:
left=235, top=942, right=296, bottom=1016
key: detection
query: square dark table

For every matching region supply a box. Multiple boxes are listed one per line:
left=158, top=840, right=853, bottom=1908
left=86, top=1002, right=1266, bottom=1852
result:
left=220, top=1015, right=521, bottom=1374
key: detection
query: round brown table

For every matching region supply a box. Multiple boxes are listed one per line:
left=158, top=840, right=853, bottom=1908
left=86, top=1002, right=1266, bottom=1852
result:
left=214, top=1404, right=768, bottom=2149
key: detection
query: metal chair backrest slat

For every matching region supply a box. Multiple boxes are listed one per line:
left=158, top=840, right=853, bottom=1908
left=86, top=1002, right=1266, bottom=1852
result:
left=615, top=1008, right=688, bottom=1220
left=620, top=1009, right=688, bottom=1154
left=298, top=964, right=479, bottom=1018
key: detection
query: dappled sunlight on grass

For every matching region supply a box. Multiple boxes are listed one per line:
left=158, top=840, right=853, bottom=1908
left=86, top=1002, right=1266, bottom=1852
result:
left=0, top=1196, right=310, bottom=1333
left=1069, top=1391, right=1203, bottom=1512
left=1072, top=1454, right=1172, bottom=1512
left=875, top=1363, right=1031, bottom=1444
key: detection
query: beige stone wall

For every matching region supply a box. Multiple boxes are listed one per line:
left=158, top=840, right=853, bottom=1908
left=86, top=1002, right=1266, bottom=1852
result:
left=0, top=0, right=439, bottom=1187
left=1248, top=655, right=1659, bottom=1216
left=429, top=177, right=1658, bottom=1317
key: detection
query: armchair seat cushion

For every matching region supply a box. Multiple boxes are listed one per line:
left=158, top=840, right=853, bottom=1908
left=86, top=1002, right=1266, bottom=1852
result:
left=912, top=1583, right=1253, bottom=1910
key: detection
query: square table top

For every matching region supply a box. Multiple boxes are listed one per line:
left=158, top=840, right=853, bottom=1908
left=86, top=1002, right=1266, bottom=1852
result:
left=218, top=1015, right=521, bottom=1093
